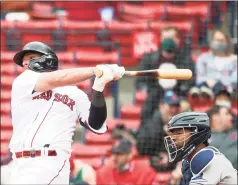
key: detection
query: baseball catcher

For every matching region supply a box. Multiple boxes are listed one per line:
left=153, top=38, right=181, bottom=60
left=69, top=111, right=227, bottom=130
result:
left=164, top=112, right=237, bottom=185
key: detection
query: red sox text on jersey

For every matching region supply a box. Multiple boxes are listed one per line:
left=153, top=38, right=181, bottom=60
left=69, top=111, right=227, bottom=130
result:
left=32, top=90, right=75, bottom=111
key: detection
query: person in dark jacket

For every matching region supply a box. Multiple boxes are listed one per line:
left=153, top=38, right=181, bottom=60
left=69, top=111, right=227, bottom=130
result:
left=136, top=91, right=181, bottom=172
left=207, top=105, right=237, bottom=170
left=136, top=26, right=195, bottom=123
left=135, top=26, right=195, bottom=94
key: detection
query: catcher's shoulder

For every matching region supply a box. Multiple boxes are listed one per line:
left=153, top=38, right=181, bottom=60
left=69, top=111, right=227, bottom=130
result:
left=190, top=146, right=221, bottom=176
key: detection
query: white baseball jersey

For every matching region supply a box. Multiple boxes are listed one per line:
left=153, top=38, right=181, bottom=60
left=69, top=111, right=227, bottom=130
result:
left=9, top=70, right=107, bottom=154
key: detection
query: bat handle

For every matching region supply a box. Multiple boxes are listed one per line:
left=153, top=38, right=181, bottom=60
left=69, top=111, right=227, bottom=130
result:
left=94, top=68, right=103, bottom=78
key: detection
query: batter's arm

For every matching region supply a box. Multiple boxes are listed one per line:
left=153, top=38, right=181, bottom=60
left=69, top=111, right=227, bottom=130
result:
left=88, top=90, right=107, bottom=130
left=34, top=67, right=96, bottom=92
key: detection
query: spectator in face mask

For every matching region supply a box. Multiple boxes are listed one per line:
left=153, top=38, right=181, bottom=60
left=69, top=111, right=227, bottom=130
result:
left=189, top=29, right=237, bottom=99
left=136, top=26, right=195, bottom=124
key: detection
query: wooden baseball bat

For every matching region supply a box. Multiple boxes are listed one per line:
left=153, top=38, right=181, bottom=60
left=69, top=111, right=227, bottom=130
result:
left=94, top=68, right=192, bottom=80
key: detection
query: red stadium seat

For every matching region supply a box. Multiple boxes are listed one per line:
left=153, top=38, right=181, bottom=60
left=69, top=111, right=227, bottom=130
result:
left=106, top=119, right=141, bottom=132
left=184, top=2, right=211, bottom=7
left=110, top=32, right=132, bottom=46
left=1, top=130, right=13, bottom=143
left=107, top=21, right=135, bottom=31
left=106, top=21, right=148, bottom=31
left=31, top=2, right=57, bottom=20
left=120, top=46, right=132, bottom=56
left=56, top=51, right=74, bottom=64
left=120, top=104, right=142, bottom=119
left=1, top=102, right=11, bottom=116
left=85, top=132, right=113, bottom=144
left=66, top=34, right=98, bottom=51
left=72, top=143, right=111, bottom=158
left=15, top=20, right=59, bottom=30
left=1, top=30, right=6, bottom=51
left=118, top=3, right=165, bottom=22
left=149, top=21, right=192, bottom=34
left=143, top=2, right=170, bottom=6
left=120, top=56, right=138, bottom=67
left=75, top=51, right=118, bottom=65
left=166, top=5, right=210, bottom=22
left=135, top=90, right=148, bottom=105
left=54, top=2, right=109, bottom=21
left=1, top=63, right=16, bottom=76
left=1, top=89, right=11, bottom=102
left=21, top=32, right=52, bottom=47
left=1, top=20, right=15, bottom=30
left=62, top=20, right=104, bottom=30
left=14, top=20, right=59, bottom=48
left=1, top=116, right=12, bottom=131
left=1, top=142, right=9, bottom=157
left=1, top=51, right=15, bottom=63
left=231, top=100, right=238, bottom=116
left=1, top=75, right=15, bottom=89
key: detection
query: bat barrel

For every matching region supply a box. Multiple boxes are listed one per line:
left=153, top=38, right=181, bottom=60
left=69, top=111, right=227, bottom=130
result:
left=158, top=69, right=192, bottom=80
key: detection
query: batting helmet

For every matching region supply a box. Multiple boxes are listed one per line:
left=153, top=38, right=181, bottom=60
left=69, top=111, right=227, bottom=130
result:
left=13, top=41, right=58, bottom=72
left=164, top=112, right=211, bottom=163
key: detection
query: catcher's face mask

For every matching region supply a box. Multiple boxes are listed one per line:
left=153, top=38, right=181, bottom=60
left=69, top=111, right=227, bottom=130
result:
left=164, top=126, right=197, bottom=162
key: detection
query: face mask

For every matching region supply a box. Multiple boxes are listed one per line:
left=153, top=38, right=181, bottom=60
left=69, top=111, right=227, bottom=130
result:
left=210, top=41, right=228, bottom=53
left=161, top=38, right=177, bottom=53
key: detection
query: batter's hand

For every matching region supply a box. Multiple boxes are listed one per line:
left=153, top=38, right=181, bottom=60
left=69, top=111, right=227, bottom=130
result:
left=93, top=64, right=124, bottom=92
left=109, top=64, right=125, bottom=80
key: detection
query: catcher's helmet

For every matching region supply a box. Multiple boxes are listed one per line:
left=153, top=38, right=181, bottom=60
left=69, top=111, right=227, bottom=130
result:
left=164, top=112, right=211, bottom=163
left=13, top=41, right=58, bottom=72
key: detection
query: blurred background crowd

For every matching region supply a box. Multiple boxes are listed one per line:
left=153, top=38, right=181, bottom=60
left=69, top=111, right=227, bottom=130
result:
left=1, top=1, right=237, bottom=185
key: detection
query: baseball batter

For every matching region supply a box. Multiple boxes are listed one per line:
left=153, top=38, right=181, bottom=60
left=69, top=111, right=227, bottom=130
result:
left=8, top=41, right=125, bottom=184
left=164, top=112, right=237, bottom=185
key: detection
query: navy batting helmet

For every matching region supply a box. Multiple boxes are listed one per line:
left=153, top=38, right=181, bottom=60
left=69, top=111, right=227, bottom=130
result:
left=13, top=41, right=58, bottom=72
left=164, top=112, right=211, bottom=163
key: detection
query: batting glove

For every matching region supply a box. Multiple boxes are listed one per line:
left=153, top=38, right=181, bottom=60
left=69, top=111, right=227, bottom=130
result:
left=109, top=64, right=125, bottom=80
left=92, top=64, right=114, bottom=92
